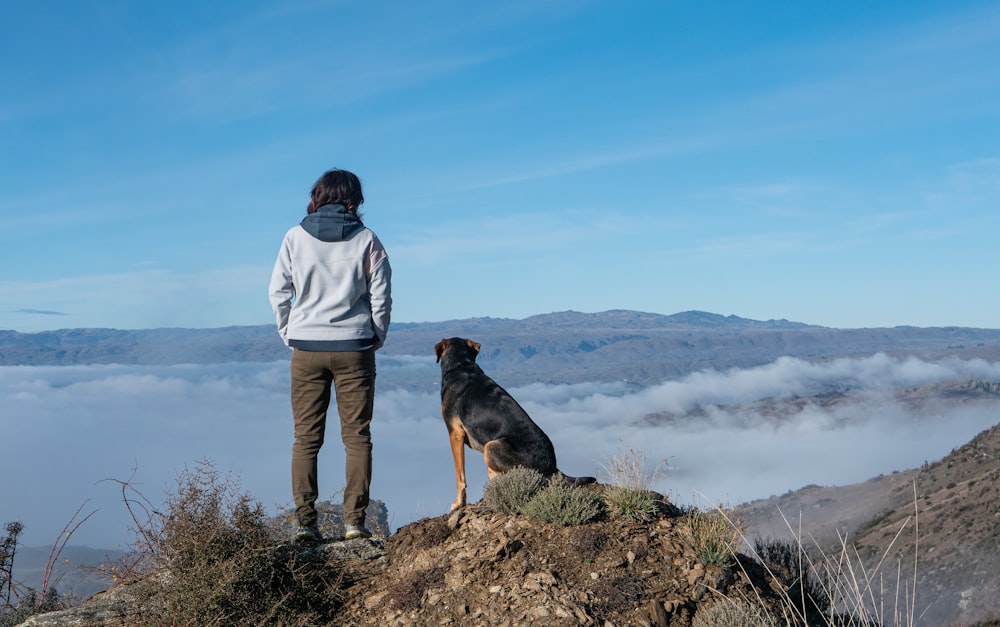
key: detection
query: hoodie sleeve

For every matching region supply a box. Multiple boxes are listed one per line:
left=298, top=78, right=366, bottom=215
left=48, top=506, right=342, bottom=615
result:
left=268, top=233, right=295, bottom=346
left=366, top=234, right=392, bottom=349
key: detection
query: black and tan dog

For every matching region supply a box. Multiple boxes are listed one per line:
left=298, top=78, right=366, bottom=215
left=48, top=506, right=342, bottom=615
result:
left=435, top=337, right=596, bottom=512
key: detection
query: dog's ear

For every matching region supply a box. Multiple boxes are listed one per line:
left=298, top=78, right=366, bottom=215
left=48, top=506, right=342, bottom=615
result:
left=434, top=339, right=446, bottom=363
left=466, top=339, right=481, bottom=355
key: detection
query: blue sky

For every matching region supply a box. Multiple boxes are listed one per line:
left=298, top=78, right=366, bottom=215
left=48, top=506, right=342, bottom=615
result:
left=2, top=0, right=999, bottom=332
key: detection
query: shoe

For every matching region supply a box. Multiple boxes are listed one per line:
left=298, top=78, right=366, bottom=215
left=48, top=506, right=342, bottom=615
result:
left=344, top=524, right=372, bottom=540
left=294, top=525, right=323, bottom=545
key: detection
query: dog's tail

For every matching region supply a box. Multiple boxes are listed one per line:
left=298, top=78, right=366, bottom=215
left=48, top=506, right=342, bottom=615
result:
left=552, top=471, right=597, bottom=487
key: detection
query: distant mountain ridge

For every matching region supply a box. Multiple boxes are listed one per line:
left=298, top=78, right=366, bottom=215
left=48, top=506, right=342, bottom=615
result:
left=3, top=310, right=1000, bottom=386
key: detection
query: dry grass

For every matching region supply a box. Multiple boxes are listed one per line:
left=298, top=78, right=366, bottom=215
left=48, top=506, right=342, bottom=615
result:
left=599, top=444, right=668, bottom=522
left=713, top=483, right=924, bottom=627
left=130, top=459, right=347, bottom=626
left=384, top=565, right=448, bottom=611
left=683, top=500, right=745, bottom=569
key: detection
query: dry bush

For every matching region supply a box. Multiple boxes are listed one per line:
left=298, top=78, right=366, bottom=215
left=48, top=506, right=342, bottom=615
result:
left=522, top=483, right=605, bottom=526
left=683, top=505, right=744, bottom=569
left=598, top=444, right=667, bottom=491
left=692, top=597, right=783, bottom=627
left=754, top=537, right=829, bottom=618
left=481, top=466, right=546, bottom=514
left=2, top=509, right=92, bottom=627
left=384, top=565, right=447, bottom=611
left=134, top=459, right=345, bottom=626
left=736, top=486, right=924, bottom=627
left=569, top=526, right=609, bottom=562
left=589, top=572, right=647, bottom=618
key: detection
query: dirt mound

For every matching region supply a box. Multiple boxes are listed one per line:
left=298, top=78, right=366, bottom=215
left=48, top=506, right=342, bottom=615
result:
left=18, top=495, right=805, bottom=626
left=335, top=502, right=786, bottom=626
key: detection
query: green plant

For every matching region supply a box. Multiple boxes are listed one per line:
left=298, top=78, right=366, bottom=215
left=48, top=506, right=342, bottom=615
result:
left=521, top=483, right=605, bottom=526
left=481, top=466, right=546, bottom=514
left=603, top=486, right=661, bottom=522
left=598, top=444, right=668, bottom=522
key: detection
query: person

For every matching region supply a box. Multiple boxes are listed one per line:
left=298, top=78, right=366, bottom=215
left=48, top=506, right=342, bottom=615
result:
left=268, top=168, right=392, bottom=544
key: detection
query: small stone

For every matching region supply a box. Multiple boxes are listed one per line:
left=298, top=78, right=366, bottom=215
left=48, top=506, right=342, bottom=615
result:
left=489, top=585, right=504, bottom=594
left=523, top=570, right=557, bottom=590
left=531, top=606, right=551, bottom=618
left=364, top=592, right=386, bottom=609
left=590, top=572, right=600, bottom=580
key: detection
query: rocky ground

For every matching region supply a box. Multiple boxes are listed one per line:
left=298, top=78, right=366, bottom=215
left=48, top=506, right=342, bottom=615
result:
left=18, top=495, right=805, bottom=627
left=334, top=503, right=786, bottom=626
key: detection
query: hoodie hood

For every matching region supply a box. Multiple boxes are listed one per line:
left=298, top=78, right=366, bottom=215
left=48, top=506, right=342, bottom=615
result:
left=299, top=204, right=365, bottom=242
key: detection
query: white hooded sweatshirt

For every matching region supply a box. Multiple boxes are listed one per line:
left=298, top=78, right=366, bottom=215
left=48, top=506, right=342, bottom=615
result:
left=269, top=204, right=392, bottom=350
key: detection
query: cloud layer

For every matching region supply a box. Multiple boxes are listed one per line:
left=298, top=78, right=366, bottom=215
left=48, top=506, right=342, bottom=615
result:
left=3, top=353, right=999, bottom=548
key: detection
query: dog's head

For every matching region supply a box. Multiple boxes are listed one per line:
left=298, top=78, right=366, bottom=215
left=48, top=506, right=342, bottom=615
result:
left=434, top=337, right=482, bottom=365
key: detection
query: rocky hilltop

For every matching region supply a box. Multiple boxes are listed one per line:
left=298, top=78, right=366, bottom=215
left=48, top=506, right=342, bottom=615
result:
left=17, top=496, right=803, bottom=627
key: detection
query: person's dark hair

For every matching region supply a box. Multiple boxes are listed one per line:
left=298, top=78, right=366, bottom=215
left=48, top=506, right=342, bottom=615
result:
left=308, top=169, right=365, bottom=214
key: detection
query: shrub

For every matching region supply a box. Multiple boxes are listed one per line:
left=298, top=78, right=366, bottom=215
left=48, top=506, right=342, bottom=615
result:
left=522, top=483, right=605, bottom=526
left=384, top=565, right=447, bottom=611
left=691, top=597, right=782, bottom=627
left=754, top=537, right=829, bottom=617
left=136, top=459, right=345, bottom=626
left=569, top=526, right=609, bottom=562
left=603, top=486, right=661, bottom=522
left=598, top=444, right=668, bottom=522
left=683, top=505, right=743, bottom=569
left=481, top=466, right=546, bottom=514
left=589, top=573, right=647, bottom=618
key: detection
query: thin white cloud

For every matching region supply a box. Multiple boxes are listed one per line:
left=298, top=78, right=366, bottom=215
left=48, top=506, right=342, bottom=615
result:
left=0, top=266, right=273, bottom=332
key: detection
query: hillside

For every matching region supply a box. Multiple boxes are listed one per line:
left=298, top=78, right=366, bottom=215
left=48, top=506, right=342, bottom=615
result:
left=4, top=310, right=1000, bottom=387
left=738, top=420, right=1000, bottom=626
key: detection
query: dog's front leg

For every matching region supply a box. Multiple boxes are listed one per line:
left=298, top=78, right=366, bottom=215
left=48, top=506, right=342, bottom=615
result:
left=447, top=419, right=468, bottom=512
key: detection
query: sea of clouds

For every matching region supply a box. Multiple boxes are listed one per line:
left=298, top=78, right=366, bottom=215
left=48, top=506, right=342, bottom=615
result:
left=3, top=353, right=1000, bottom=548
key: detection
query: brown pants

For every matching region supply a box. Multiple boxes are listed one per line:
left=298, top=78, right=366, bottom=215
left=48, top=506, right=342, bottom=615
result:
left=290, top=348, right=376, bottom=528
